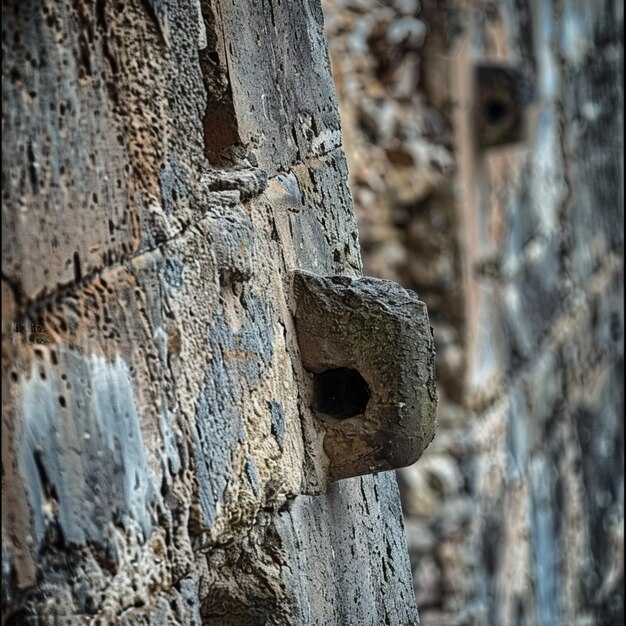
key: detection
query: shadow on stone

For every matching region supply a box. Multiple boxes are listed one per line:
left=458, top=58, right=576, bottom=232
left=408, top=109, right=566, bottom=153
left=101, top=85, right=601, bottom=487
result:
left=313, top=367, right=370, bottom=419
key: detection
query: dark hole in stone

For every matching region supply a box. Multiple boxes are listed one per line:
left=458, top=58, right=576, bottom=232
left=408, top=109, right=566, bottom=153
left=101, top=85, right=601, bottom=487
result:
left=202, top=101, right=241, bottom=157
left=484, top=98, right=508, bottom=125
left=313, top=368, right=370, bottom=419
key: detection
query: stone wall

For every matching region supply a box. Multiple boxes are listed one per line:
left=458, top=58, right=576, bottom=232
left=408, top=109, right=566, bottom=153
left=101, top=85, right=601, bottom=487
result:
left=323, top=0, right=623, bottom=624
left=2, top=1, right=427, bottom=624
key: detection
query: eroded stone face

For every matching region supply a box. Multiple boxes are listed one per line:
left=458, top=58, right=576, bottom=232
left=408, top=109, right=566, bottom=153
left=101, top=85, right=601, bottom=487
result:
left=291, top=270, right=438, bottom=484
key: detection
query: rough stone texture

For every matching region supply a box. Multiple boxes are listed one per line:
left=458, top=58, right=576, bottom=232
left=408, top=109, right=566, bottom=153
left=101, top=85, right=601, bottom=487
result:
left=323, top=0, right=623, bottom=625
left=276, top=472, right=419, bottom=626
left=2, top=0, right=421, bottom=624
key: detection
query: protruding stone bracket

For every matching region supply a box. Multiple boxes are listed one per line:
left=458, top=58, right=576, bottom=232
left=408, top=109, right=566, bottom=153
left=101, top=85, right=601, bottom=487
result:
left=473, top=63, right=536, bottom=149
left=290, top=270, right=438, bottom=484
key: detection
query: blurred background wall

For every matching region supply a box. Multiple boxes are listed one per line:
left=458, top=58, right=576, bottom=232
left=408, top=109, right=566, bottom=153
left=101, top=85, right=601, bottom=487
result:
left=322, top=1, right=624, bottom=624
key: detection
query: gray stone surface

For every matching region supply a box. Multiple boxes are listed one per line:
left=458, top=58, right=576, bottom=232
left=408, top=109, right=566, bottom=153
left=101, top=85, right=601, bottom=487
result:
left=276, top=473, right=419, bottom=625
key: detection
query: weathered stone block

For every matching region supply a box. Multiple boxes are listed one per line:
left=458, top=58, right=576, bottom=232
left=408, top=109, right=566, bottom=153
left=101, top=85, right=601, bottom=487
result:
left=291, top=270, right=438, bottom=483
